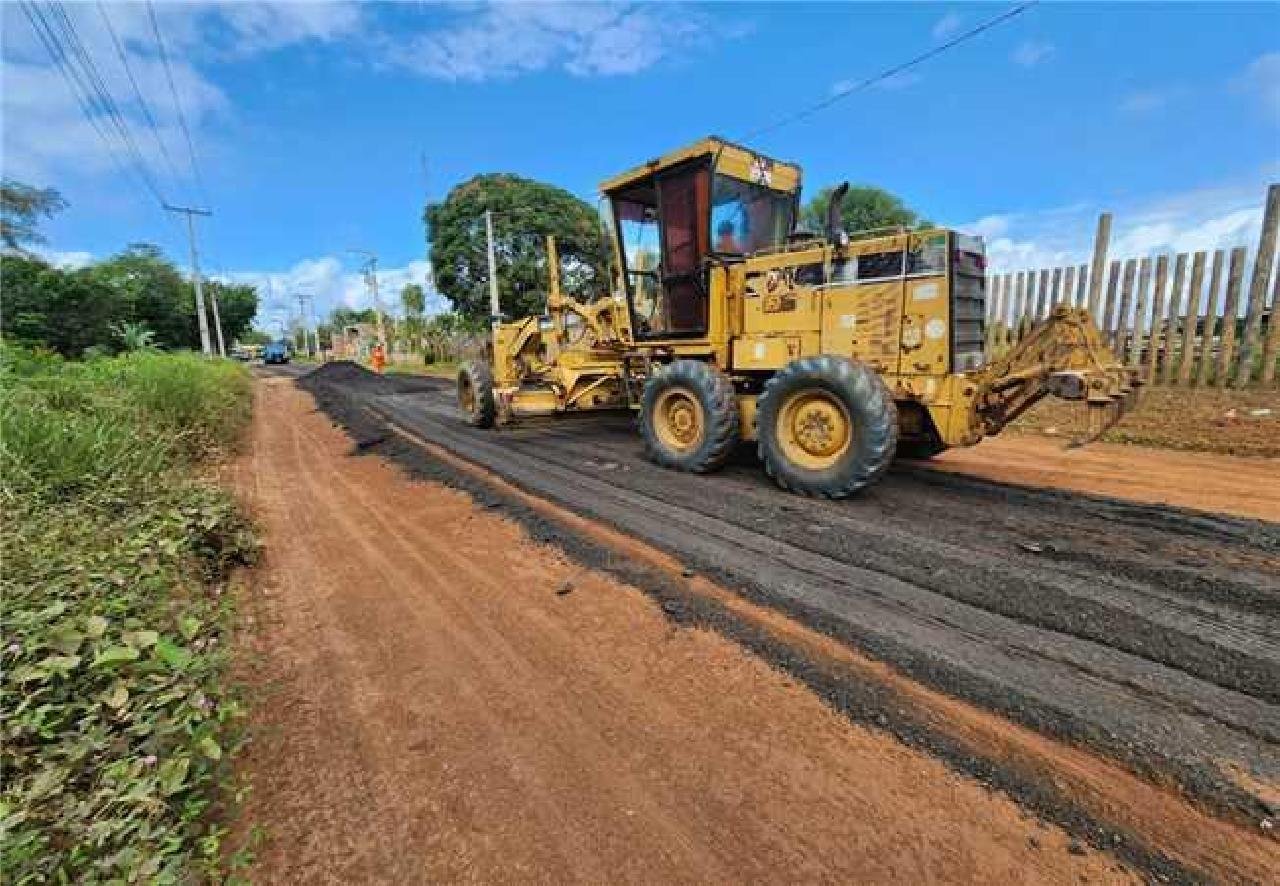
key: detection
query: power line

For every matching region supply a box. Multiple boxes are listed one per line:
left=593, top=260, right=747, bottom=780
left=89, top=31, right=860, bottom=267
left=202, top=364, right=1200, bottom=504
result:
left=146, top=0, right=209, bottom=207
left=95, top=0, right=185, bottom=191
left=45, top=1, right=168, bottom=204
left=742, top=2, right=1038, bottom=141
left=17, top=1, right=165, bottom=209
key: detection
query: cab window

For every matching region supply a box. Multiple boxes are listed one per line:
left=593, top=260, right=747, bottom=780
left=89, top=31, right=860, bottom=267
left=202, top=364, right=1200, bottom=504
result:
left=710, top=176, right=794, bottom=256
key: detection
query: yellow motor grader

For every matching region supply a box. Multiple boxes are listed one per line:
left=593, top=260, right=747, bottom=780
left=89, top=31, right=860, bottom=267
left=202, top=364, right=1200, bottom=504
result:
left=457, top=137, right=1138, bottom=498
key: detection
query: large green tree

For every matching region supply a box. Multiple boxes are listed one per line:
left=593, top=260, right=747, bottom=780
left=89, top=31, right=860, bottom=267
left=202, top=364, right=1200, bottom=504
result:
left=400, top=282, right=425, bottom=317
left=1, top=180, right=66, bottom=253
left=801, top=185, right=928, bottom=237
left=425, top=174, right=608, bottom=321
left=0, top=255, right=121, bottom=355
left=87, top=244, right=195, bottom=347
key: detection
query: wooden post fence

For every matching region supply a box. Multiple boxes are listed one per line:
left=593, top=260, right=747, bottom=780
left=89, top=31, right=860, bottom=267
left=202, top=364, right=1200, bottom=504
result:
left=978, top=187, right=1278, bottom=387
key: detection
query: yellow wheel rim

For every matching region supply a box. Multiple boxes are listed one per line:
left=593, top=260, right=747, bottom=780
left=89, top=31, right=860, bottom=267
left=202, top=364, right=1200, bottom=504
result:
left=776, top=390, right=853, bottom=470
left=652, top=388, right=705, bottom=453
left=458, top=376, right=476, bottom=414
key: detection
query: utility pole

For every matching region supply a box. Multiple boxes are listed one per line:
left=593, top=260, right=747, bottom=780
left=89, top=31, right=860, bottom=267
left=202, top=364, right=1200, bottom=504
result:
left=208, top=286, right=226, bottom=357
left=163, top=203, right=213, bottom=355
left=348, top=249, right=387, bottom=349
left=294, top=292, right=311, bottom=357
left=299, top=292, right=320, bottom=356
left=485, top=208, right=501, bottom=328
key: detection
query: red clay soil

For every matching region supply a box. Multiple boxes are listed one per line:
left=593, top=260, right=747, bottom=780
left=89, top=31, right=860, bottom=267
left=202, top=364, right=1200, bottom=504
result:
left=231, top=378, right=1138, bottom=885
left=925, top=435, right=1280, bottom=522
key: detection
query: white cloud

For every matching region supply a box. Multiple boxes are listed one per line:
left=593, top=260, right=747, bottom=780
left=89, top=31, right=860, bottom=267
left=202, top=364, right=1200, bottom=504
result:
left=932, top=12, right=964, bottom=42
left=1011, top=39, right=1054, bottom=68
left=0, top=2, right=361, bottom=189
left=34, top=247, right=95, bottom=270
left=956, top=180, right=1271, bottom=275
left=381, top=2, right=714, bottom=82
left=1232, top=51, right=1280, bottom=119
left=211, top=2, right=362, bottom=55
left=219, top=255, right=443, bottom=330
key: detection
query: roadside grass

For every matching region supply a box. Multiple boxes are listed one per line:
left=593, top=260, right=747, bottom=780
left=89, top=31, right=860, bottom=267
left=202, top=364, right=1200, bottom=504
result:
left=1, top=346, right=259, bottom=883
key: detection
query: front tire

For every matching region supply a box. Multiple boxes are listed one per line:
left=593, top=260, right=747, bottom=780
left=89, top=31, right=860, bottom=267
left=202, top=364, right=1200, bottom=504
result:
left=758, top=356, right=897, bottom=498
left=457, top=361, right=496, bottom=428
left=640, top=360, right=739, bottom=473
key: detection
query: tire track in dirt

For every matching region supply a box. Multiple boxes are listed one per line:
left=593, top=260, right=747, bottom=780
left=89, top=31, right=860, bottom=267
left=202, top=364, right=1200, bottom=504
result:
left=234, top=377, right=1152, bottom=884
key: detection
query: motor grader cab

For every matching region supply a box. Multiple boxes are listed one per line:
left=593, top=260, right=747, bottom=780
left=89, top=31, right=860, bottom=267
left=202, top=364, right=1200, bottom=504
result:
left=457, top=137, right=1139, bottom=498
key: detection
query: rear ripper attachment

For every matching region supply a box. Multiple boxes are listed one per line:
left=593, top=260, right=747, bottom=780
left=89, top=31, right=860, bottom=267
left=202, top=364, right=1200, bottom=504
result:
left=973, top=305, right=1142, bottom=447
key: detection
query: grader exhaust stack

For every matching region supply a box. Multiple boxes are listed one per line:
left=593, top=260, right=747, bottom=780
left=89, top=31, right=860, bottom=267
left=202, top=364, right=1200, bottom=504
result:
left=458, top=137, right=1140, bottom=497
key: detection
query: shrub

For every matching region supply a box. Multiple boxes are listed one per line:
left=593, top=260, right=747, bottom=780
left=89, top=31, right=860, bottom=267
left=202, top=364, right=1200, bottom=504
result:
left=0, top=345, right=258, bottom=882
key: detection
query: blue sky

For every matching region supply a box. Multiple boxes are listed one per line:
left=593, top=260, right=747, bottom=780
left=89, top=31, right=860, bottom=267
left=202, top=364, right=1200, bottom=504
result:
left=3, top=1, right=1277, bottom=328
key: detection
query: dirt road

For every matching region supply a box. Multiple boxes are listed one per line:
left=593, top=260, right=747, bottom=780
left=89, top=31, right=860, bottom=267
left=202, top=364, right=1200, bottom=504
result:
left=277, top=363, right=1280, bottom=880
left=234, top=377, right=1142, bottom=884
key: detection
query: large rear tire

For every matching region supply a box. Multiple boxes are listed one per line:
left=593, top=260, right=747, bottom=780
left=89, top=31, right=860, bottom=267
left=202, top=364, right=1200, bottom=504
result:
left=640, top=360, right=739, bottom=473
left=457, top=361, right=496, bottom=428
left=758, top=356, right=897, bottom=498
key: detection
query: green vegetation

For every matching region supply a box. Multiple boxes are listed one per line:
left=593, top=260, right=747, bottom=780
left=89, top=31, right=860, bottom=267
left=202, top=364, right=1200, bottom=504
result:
left=1, top=182, right=258, bottom=357
left=425, top=173, right=609, bottom=322
left=2, top=247, right=258, bottom=359
left=801, top=184, right=928, bottom=236
left=1, top=346, right=258, bottom=882
left=1, top=180, right=66, bottom=253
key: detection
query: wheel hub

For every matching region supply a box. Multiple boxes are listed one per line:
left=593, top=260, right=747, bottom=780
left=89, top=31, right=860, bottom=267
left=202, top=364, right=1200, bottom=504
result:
left=778, top=391, right=853, bottom=468
left=654, top=390, right=704, bottom=451
left=793, top=402, right=845, bottom=457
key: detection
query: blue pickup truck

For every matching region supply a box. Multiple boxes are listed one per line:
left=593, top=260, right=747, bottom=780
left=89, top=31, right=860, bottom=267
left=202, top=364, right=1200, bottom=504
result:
left=262, top=342, right=290, bottom=365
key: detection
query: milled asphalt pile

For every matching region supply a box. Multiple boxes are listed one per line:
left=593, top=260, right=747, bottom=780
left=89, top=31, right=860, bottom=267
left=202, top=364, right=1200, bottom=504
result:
left=295, top=361, right=1280, bottom=882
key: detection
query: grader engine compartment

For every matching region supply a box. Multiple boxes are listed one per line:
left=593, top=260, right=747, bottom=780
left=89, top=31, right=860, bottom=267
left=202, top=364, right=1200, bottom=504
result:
left=457, top=136, right=1140, bottom=497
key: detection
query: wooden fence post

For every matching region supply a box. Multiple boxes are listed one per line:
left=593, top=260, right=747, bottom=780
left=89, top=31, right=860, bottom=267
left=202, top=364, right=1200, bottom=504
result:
left=1115, top=259, right=1137, bottom=357
left=1061, top=266, right=1076, bottom=312
left=1160, top=254, right=1188, bottom=384
left=1021, top=271, right=1036, bottom=333
left=1008, top=273, right=1019, bottom=347
left=1195, top=250, right=1226, bottom=386
left=1076, top=263, right=1089, bottom=307
left=1145, top=255, right=1169, bottom=383
left=1086, top=213, right=1112, bottom=320
left=1009, top=272, right=1024, bottom=343
left=985, top=275, right=1003, bottom=357
left=1216, top=248, right=1248, bottom=387
left=1035, top=268, right=1051, bottom=321
left=1129, top=258, right=1152, bottom=367
left=1177, top=251, right=1207, bottom=384
left=1235, top=183, right=1280, bottom=386
left=1022, top=271, right=1037, bottom=339
left=1050, top=266, right=1063, bottom=311
left=1102, top=260, right=1122, bottom=347
left=1262, top=263, right=1280, bottom=386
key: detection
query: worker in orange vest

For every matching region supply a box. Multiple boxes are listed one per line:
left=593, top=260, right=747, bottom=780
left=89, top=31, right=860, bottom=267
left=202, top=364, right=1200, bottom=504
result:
left=371, top=342, right=386, bottom=374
